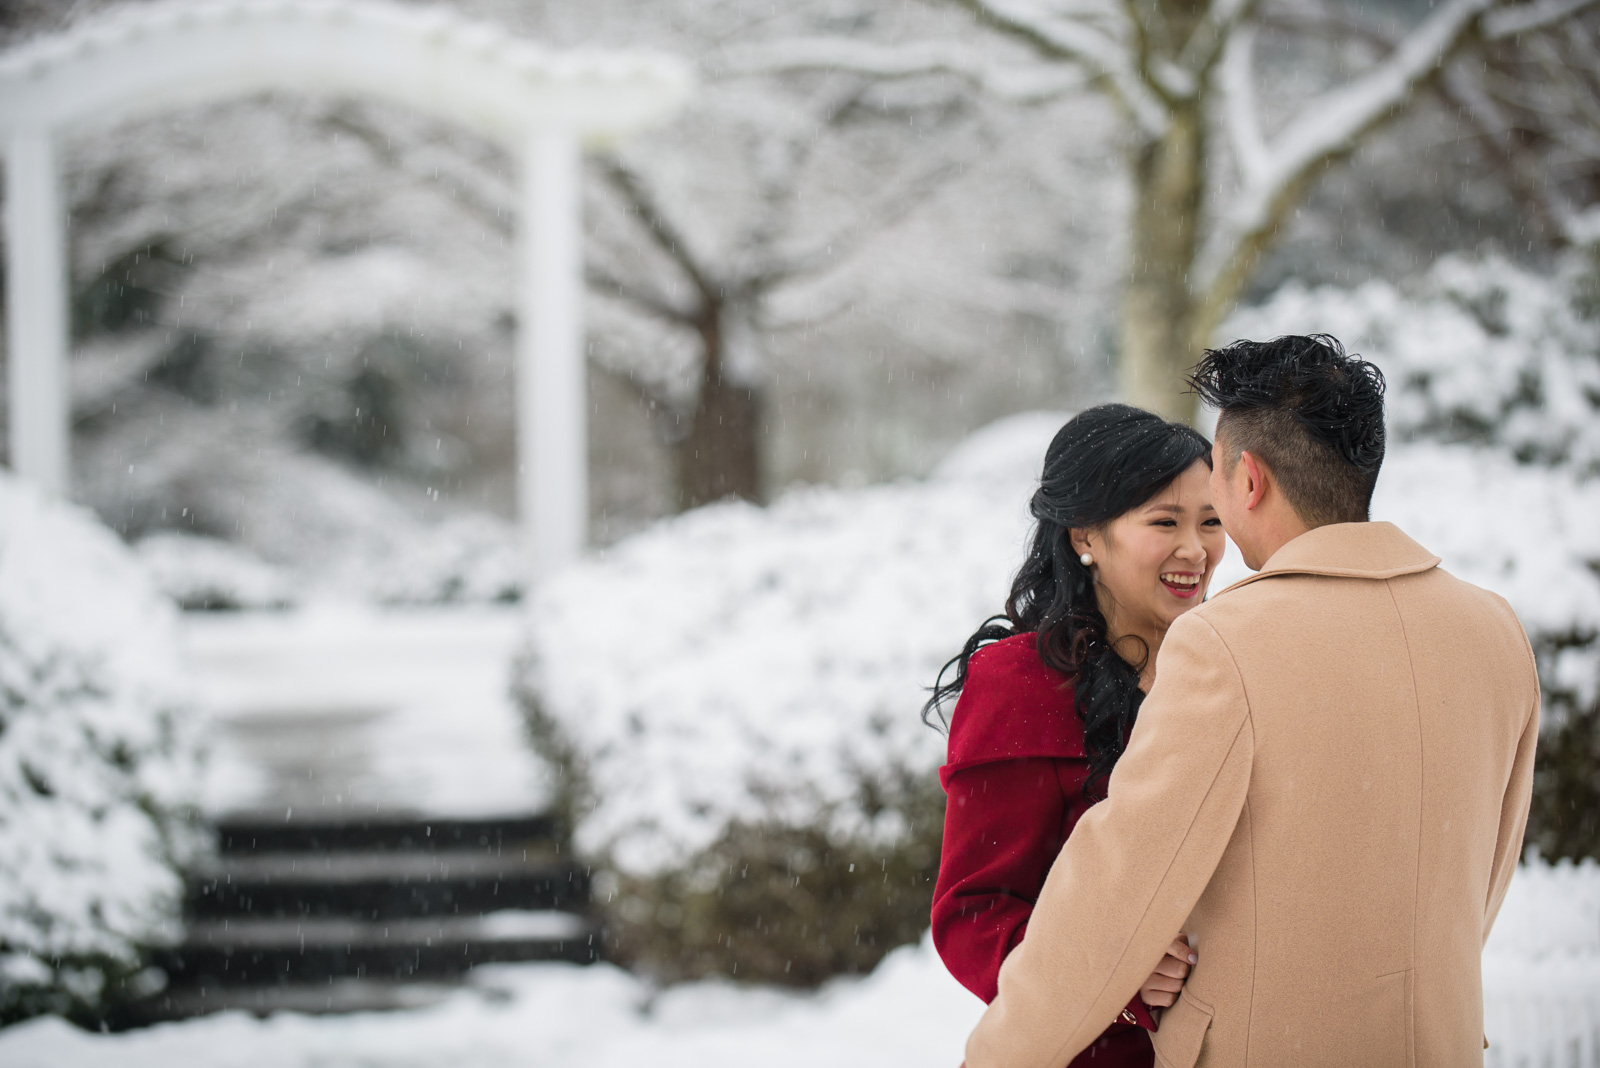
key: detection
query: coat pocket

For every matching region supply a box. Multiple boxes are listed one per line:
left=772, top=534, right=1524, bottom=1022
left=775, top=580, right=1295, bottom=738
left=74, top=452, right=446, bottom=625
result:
left=1152, top=990, right=1215, bottom=1068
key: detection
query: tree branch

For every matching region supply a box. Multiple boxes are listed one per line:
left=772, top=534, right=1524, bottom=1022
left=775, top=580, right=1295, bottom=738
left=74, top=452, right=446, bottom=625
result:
left=585, top=261, right=697, bottom=326
left=1175, top=0, right=1259, bottom=82
left=1198, top=0, right=1501, bottom=333
left=1219, top=24, right=1268, bottom=187
left=948, top=0, right=1170, bottom=132
left=1437, top=63, right=1584, bottom=244
left=593, top=155, right=721, bottom=307
left=765, top=152, right=971, bottom=287
left=719, top=38, right=1085, bottom=104
left=1485, top=0, right=1600, bottom=38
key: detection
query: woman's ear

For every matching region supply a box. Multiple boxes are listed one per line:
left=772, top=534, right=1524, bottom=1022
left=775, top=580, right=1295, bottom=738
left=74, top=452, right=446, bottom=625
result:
left=1069, top=527, right=1094, bottom=559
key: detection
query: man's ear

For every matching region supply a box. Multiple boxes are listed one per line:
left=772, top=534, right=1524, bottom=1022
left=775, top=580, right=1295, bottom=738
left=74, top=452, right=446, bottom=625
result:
left=1240, top=450, right=1269, bottom=511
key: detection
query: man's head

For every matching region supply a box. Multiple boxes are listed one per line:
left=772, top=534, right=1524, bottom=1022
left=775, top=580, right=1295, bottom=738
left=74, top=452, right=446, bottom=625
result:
left=1188, top=334, right=1386, bottom=569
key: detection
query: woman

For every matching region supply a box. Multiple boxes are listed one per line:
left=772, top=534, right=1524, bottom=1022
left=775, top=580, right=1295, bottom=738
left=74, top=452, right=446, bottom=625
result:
left=927, top=404, right=1224, bottom=1067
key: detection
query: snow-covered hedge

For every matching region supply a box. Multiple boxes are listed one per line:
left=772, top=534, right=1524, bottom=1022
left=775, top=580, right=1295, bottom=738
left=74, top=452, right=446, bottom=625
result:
left=516, top=414, right=1060, bottom=981
left=1224, top=252, right=1600, bottom=473
left=0, top=475, right=204, bottom=1024
left=518, top=414, right=1061, bottom=878
left=135, top=532, right=297, bottom=612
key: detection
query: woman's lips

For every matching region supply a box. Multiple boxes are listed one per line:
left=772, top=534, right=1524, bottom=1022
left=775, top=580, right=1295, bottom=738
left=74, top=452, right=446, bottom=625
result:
left=1161, top=572, right=1202, bottom=599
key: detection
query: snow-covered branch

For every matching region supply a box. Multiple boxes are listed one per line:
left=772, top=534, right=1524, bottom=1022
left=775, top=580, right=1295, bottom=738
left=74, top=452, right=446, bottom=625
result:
left=594, top=156, right=720, bottom=306
left=1200, top=0, right=1498, bottom=326
left=1485, top=0, right=1600, bottom=39
left=768, top=152, right=969, bottom=288
left=719, top=38, right=1084, bottom=104
left=1176, top=0, right=1260, bottom=82
left=1219, top=24, right=1268, bottom=187
left=950, top=0, right=1168, bottom=132
left=586, top=261, right=695, bottom=326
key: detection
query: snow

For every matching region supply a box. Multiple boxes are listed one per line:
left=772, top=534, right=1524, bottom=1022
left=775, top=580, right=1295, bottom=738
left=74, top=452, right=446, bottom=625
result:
left=0, top=472, right=202, bottom=1014
left=1223, top=255, right=1600, bottom=473
left=0, top=866, right=1596, bottom=1064
left=187, top=604, right=553, bottom=819
left=135, top=532, right=298, bottom=612
left=0, top=934, right=978, bottom=1066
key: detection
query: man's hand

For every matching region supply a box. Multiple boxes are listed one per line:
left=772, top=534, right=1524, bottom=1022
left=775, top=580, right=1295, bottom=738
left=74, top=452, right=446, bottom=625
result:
left=1138, top=935, right=1196, bottom=1010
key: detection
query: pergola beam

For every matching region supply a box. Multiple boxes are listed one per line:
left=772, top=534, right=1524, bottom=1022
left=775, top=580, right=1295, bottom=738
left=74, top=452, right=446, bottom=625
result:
left=4, top=130, right=68, bottom=498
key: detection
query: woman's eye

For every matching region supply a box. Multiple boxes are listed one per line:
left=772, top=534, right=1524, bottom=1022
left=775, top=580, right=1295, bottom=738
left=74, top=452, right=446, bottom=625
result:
left=1153, top=519, right=1177, bottom=527
left=1203, top=518, right=1223, bottom=527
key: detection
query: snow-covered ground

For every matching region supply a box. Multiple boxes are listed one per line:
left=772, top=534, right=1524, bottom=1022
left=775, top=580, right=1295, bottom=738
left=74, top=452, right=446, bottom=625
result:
left=188, top=603, right=553, bottom=819
left=0, top=860, right=1595, bottom=1066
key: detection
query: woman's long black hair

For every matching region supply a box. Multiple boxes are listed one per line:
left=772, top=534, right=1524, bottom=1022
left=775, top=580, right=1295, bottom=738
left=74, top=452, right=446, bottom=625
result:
left=923, top=403, right=1213, bottom=799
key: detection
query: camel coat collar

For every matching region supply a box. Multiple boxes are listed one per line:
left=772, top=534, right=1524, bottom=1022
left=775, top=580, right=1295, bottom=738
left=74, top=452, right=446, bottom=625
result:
left=1220, top=520, right=1442, bottom=593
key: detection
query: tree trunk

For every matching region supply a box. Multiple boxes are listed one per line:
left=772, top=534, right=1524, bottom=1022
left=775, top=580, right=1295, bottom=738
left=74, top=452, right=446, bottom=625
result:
left=1118, top=104, right=1206, bottom=425
left=674, top=307, right=765, bottom=510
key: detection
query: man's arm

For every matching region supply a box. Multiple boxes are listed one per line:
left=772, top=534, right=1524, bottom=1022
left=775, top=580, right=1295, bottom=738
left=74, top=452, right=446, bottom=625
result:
left=964, top=612, right=1254, bottom=1068
left=1484, top=664, right=1540, bottom=945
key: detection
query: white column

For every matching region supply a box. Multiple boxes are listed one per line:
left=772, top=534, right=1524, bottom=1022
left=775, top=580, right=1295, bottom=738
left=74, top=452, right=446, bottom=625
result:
left=516, top=132, right=586, bottom=579
left=5, top=131, right=70, bottom=497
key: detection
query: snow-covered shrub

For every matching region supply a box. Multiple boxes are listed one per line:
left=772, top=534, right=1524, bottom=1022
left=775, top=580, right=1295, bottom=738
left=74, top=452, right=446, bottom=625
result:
left=516, top=414, right=1062, bottom=983
left=1225, top=252, right=1600, bottom=472
left=1226, top=255, right=1600, bottom=859
left=134, top=532, right=297, bottom=612
left=342, top=513, right=526, bottom=607
left=0, top=474, right=204, bottom=1025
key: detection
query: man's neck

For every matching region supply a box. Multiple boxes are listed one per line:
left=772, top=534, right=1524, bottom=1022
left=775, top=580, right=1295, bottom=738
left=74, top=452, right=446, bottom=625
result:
left=1243, top=507, right=1317, bottom=570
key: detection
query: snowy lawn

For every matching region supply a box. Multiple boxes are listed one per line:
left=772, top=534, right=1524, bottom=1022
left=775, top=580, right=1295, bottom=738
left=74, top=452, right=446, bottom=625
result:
left=0, top=860, right=1596, bottom=1066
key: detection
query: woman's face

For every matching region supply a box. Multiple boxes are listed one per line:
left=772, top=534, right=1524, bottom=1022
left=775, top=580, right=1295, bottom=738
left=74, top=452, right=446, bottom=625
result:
left=1074, top=460, right=1225, bottom=638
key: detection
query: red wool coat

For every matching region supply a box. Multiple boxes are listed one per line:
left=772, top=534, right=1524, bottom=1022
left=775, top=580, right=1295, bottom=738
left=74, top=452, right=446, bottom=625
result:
left=932, top=632, right=1156, bottom=1068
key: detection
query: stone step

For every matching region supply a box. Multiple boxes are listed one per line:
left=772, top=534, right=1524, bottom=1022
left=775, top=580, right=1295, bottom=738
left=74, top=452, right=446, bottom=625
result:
left=215, top=812, right=562, bottom=855
left=188, top=849, right=587, bottom=919
left=159, top=910, right=599, bottom=986
left=109, top=978, right=458, bottom=1027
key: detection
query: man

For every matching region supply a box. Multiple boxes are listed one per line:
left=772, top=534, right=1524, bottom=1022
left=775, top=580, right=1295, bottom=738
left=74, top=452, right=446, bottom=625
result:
left=964, top=335, right=1540, bottom=1067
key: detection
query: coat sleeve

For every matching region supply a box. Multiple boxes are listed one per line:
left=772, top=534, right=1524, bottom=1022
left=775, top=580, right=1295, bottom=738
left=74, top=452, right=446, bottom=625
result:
left=932, top=757, right=1071, bottom=1003
left=1484, top=660, right=1541, bottom=946
left=964, top=612, right=1254, bottom=1068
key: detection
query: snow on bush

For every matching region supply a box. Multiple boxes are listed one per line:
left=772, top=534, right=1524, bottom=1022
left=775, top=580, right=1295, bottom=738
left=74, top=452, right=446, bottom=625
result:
left=1224, top=252, right=1600, bottom=473
left=0, top=474, right=204, bottom=1024
left=134, top=532, right=297, bottom=612
left=518, top=413, right=1063, bottom=878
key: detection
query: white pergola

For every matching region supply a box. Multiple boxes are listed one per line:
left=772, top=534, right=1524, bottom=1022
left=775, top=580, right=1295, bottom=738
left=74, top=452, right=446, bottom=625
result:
left=0, top=0, right=690, bottom=577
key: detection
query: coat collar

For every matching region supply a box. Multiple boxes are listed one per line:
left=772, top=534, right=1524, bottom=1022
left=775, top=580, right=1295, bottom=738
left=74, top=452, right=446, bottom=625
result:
left=1219, top=522, right=1441, bottom=594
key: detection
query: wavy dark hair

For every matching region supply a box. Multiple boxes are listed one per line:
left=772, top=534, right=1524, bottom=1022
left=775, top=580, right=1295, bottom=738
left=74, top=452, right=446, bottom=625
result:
left=923, top=404, right=1213, bottom=799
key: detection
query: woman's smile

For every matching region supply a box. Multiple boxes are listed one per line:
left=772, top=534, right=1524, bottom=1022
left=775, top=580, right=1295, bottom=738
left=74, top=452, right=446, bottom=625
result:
left=1159, top=571, right=1203, bottom=598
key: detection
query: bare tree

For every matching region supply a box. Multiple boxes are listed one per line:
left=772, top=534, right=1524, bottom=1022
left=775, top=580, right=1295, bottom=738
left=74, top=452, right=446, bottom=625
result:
left=585, top=80, right=980, bottom=508
left=737, top=0, right=1600, bottom=421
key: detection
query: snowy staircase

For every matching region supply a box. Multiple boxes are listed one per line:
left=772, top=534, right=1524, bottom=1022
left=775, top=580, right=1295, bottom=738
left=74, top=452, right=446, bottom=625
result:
left=124, top=810, right=598, bottom=1023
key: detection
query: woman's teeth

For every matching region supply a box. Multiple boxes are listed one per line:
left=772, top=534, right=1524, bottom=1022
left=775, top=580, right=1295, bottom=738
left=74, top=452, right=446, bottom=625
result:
left=1161, top=573, right=1201, bottom=596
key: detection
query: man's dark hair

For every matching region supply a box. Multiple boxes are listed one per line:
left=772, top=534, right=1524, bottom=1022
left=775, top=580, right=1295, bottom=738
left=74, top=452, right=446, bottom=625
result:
left=1188, top=334, right=1386, bottom=527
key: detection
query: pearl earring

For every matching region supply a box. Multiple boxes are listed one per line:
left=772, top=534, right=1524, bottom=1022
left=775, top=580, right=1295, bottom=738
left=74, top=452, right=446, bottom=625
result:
left=1080, top=552, right=1094, bottom=567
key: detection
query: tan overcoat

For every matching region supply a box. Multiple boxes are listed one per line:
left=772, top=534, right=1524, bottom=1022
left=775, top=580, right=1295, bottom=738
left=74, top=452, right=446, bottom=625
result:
left=964, top=522, right=1540, bottom=1068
